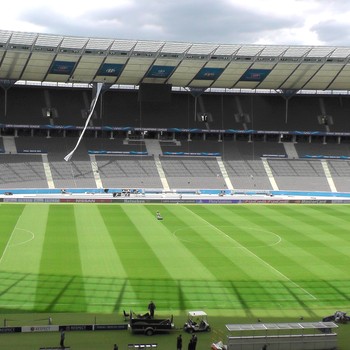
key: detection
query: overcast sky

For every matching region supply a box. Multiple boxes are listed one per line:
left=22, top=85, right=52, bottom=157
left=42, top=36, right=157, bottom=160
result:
left=2, top=0, right=350, bottom=46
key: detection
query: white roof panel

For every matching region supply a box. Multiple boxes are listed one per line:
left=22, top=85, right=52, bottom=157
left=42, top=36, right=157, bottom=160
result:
left=3, top=29, right=350, bottom=91
left=283, top=46, right=311, bottom=57
left=35, top=34, right=63, bottom=47
left=9, top=31, right=37, bottom=45
left=188, top=43, right=218, bottom=55
left=213, top=45, right=241, bottom=56
left=329, top=47, right=350, bottom=58
left=110, top=39, right=137, bottom=51
left=134, top=40, right=164, bottom=52
left=260, top=46, right=289, bottom=57
left=307, top=47, right=335, bottom=57
left=0, top=30, right=12, bottom=44
left=86, top=38, right=113, bottom=50
left=160, top=41, right=191, bottom=54
left=60, top=36, right=88, bottom=49
left=236, top=45, right=265, bottom=56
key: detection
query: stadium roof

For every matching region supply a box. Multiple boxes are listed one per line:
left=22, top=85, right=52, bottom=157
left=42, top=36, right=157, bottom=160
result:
left=1, top=29, right=350, bottom=92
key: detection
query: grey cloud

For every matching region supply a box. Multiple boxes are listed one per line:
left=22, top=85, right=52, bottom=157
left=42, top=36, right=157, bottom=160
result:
left=19, top=0, right=306, bottom=45
left=312, top=21, right=350, bottom=46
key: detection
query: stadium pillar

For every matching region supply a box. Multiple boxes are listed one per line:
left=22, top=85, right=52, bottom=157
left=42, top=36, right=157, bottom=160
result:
left=277, top=89, right=299, bottom=118
left=0, top=79, right=17, bottom=118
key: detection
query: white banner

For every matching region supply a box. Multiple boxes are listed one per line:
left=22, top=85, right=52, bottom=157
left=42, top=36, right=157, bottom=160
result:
left=64, top=82, right=103, bottom=161
left=22, top=325, right=59, bottom=333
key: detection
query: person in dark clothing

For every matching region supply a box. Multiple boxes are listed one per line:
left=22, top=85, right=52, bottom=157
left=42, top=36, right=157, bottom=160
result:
left=262, top=345, right=268, bottom=350
left=177, top=334, right=182, bottom=350
left=191, top=334, right=198, bottom=350
left=148, top=301, right=156, bottom=318
left=60, top=330, right=65, bottom=348
left=187, top=337, right=193, bottom=350
left=113, top=344, right=118, bottom=350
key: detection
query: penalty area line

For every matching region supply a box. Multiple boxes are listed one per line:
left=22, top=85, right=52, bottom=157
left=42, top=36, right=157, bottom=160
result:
left=183, top=207, right=317, bottom=301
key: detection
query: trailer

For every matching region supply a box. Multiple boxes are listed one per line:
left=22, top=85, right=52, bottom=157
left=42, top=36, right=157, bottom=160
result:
left=128, top=312, right=175, bottom=336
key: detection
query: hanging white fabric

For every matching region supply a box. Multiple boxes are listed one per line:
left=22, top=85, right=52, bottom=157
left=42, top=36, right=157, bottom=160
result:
left=64, top=83, right=103, bottom=162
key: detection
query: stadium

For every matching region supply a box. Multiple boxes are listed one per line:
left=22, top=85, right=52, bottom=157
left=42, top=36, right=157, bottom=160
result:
left=0, top=29, right=350, bottom=349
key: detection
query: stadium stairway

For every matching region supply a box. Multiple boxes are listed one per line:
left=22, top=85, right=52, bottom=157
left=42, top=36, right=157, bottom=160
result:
left=90, top=154, right=103, bottom=188
left=144, top=139, right=170, bottom=191
left=262, top=158, right=279, bottom=190
left=321, top=159, right=337, bottom=192
left=216, top=157, right=234, bottom=190
left=283, top=142, right=299, bottom=159
left=2, top=136, right=17, bottom=154
left=42, top=154, right=55, bottom=189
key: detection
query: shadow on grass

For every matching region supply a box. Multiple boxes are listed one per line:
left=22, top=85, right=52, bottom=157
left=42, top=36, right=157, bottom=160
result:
left=0, top=271, right=348, bottom=316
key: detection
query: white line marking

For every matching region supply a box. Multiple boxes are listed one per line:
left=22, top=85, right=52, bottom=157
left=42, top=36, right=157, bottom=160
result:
left=184, top=207, right=317, bottom=300
left=0, top=213, right=24, bottom=265
left=9, top=228, right=35, bottom=247
left=173, top=225, right=282, bottom=248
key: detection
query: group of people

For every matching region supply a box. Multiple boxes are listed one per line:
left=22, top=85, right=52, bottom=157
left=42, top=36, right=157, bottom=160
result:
left=177, top=333, right=198, bottom=350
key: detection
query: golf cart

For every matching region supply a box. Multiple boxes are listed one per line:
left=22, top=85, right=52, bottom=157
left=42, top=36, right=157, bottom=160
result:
left=184, top=311, right=211, bottom=333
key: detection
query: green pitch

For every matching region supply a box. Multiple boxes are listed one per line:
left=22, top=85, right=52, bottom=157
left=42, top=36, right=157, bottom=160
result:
left=0, top=203, right=349, bottom=319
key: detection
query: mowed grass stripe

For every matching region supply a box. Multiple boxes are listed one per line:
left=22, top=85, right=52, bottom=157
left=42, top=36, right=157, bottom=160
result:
left=74, top=205, right=127, bottom=278
left=285, top=205, right=350, bottom=253
left=143, top=205, right=252, bottom=312
left=184, top=205, right=319, bottom=306
left=156, top=205, right=262, bottom=280
left=0, top=204, right=49, bottom=312
left=98, top=205, right=177, bottom=311
left=248, top=205, right=350, bottom=279
left=74, top=205, right=129, bottom=313
left=36, top=205, right=86, bottom=312
left=131, top=205, right=218, bottom=280
left=122, top=205, right=234, bottom=311
left=183, top=205, right=300, bottom=281
left=163, top=205, right=306, bottom=311
left=234, top=205, right=350, bottom=306
left=242, top=205, right=342, bottom=275
left=0, top=204, right=25, bottom=264
left=0, top=203, right=349, bottom=316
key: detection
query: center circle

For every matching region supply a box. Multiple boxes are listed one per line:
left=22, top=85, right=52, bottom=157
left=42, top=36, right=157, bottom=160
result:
left=173, top=225, right=281, bottom=248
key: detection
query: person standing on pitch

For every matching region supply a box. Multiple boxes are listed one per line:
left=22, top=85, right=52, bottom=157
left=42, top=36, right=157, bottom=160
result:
left=177, top=334, right=182, bottom=350
left=60, top=329, right=65, bottom=348
left=148, top=301, right=156, bottom=318
left=187, top=336, right=193, bottom=350
left=191, top=334, right=198, bottom=350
